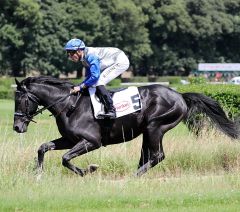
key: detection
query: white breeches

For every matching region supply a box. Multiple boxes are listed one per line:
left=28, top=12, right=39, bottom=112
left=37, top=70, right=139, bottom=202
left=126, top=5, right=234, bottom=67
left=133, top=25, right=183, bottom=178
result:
left=95, top=52, right=130, bottom=86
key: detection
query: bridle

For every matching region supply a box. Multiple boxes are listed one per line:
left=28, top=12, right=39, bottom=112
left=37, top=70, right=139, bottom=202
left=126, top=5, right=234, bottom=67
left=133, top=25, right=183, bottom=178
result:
left=14, top=89, right=74, bottom=123
left=14, top=90, right=40, bottom=123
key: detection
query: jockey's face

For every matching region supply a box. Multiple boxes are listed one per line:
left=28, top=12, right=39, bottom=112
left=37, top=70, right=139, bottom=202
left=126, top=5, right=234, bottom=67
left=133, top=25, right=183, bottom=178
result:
left=67, top=50, right=83, bottom=62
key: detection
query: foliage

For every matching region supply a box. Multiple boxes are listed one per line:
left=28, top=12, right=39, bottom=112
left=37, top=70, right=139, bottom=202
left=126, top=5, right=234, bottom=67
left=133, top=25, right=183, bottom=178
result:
left=0, top=78, right=16, bottom=99
left=189, top=76, right=207, bottom=84
left=129, top=76, right=149, bottom=82
left=0, top=88, right=13, bottom=99
left=156, top=76, right=182, bottom=84
left=136, top=0, right=240, bottom=75
left=0, top=76, right=122, bottom=99
left=0, top=0, right=42, bottom=76
left=0, top=0, right=152, bottom=76
left=1, top=0, right=240, bottom=76
left=122, top=76, right=182, bottom=84
left=2, top=76, right=239, bottom=118
left=107, top=78, right=121, bottom=87
left=177, top=84, right=240, bottom=118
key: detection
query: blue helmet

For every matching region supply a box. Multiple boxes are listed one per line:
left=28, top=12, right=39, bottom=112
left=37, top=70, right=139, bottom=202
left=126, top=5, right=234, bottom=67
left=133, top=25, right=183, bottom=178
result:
left=64, top=38, right=85, bottom=50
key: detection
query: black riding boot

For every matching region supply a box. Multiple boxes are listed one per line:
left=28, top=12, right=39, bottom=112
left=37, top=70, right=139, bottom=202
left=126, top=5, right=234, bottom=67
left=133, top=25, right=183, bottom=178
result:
left=96, top=85, right=116, bottom=119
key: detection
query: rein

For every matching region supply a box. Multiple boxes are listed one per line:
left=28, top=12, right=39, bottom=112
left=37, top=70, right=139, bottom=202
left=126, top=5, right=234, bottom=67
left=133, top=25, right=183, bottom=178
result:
left=14, top=91, right=74, bottom=123
left=32, top=92, right=74, bottom=117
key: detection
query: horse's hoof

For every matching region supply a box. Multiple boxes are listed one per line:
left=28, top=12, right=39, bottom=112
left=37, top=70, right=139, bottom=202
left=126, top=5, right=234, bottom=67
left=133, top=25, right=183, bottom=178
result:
left=133, top=172, right=141, bottom=177
left=34, top=168, right=43, bottom=178
left=36, top=172, right=43, bottom=182
left=88, top=164, right=99, bottom=173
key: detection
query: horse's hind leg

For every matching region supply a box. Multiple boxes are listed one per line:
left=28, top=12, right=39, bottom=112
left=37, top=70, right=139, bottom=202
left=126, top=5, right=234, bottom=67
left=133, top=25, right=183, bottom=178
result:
left=135, top=123, right=165, bottom=177
left=37, top=137, right=74, bottom=172
left=135, top=104, right=186, bottom=177
left=62, top=138, right=100, bottom=176
left=138, top=132, right=156, bottom=169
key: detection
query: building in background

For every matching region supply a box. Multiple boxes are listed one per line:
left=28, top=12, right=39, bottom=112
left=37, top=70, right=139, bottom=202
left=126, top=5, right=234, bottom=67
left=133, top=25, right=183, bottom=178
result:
left=191, top=63, right=240, bottom=82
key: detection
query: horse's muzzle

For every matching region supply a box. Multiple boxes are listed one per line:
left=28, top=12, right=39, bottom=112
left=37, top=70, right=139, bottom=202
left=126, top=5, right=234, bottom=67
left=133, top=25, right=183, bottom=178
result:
left=13, top=121, right=28, bottom=133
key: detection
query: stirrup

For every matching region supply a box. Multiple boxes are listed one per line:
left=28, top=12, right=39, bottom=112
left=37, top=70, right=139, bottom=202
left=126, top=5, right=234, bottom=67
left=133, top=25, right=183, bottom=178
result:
left=97, top=111, right=116, bottom=119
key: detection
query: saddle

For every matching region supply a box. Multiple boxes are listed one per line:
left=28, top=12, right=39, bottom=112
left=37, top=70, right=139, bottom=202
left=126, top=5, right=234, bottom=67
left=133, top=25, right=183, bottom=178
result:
left=89, top=86, right=142, bottom=119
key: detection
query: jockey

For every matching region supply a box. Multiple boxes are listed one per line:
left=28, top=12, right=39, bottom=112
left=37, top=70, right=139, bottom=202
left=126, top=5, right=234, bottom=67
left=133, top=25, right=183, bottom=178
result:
left=64, top=38, right=130, bottom=119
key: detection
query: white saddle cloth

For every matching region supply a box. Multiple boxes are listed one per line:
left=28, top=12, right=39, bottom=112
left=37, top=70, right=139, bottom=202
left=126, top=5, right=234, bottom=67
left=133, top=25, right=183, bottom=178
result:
left=88, top=86, right=142, bottom=119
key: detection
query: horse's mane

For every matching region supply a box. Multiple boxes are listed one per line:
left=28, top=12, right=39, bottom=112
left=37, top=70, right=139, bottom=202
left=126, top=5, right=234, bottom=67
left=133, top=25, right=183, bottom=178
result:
left=21, top=76, right=74, bottom=88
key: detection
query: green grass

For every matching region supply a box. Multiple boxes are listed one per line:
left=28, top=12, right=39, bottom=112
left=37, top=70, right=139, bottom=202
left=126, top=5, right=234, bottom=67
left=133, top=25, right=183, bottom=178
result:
left=0, top=173, right=240, bottom=211
left=1, top=99, right=240, bottom=211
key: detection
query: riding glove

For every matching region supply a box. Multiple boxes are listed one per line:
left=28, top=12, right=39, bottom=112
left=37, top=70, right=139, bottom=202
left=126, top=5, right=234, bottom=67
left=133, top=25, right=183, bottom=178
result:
left=71, top=83, right=86, bottom=94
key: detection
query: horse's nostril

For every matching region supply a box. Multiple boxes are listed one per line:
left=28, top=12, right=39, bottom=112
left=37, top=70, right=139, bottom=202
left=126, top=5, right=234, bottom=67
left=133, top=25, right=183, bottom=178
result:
left=14, top=126, right=20, bottom=132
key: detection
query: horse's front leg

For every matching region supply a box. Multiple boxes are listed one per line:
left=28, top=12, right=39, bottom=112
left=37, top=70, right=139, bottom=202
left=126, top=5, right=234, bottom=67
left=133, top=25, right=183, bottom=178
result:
left=36, top=137, right=74, bottom=172
left=62, top=138, right=100, bottom=176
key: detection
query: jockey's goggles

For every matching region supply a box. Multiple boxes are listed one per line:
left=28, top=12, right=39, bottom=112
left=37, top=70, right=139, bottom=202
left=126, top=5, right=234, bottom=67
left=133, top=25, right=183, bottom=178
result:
left=66, top=50, right=77, bottom=56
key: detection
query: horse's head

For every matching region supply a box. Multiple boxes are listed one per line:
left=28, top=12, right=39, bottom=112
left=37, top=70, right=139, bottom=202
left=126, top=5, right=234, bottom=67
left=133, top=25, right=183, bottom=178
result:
left=13, top=78, right=39, bottom=133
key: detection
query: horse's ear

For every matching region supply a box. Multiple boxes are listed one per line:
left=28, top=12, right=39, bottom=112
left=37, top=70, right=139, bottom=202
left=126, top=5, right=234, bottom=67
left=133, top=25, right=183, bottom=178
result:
left=15, top=78, right=21, bottom=90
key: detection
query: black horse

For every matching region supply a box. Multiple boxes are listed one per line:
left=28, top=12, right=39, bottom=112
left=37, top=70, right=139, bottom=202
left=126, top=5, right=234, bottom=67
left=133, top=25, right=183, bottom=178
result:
left=13, top=76, right=239, bottom=176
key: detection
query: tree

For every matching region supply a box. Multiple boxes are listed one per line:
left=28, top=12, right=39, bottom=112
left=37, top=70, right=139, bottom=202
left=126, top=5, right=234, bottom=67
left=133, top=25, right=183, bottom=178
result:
left=1, top=0, right=240, bottom=77
left=0, top=0, right=41, bottom=76
left=95, top=0, right=152, bottom=70
left=141, top=0, right=240, bottom=75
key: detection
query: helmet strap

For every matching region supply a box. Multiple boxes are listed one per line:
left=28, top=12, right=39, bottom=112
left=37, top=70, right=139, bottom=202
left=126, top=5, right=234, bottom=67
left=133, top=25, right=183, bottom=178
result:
left=76, top=50, right=84, bottom=62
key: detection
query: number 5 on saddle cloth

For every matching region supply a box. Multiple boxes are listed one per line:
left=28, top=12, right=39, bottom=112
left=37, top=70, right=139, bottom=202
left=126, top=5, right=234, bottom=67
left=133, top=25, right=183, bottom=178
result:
left=88, top=87, right=142, bottom=119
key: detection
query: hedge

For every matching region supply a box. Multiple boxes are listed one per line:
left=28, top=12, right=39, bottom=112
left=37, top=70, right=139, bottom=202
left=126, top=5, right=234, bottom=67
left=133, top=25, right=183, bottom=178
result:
left=0, top=77, right=121, bottom=99
left=0, top=78, right=16, bottom=99
left=176, top=84, right=240, bottom=118
left=124, top=76, right=183, bottom=84
left=1, top=78, right=239, bottom=119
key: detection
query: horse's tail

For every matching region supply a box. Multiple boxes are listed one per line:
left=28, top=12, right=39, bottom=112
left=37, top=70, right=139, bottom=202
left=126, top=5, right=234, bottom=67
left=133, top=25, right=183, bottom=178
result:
left=182, top=92, right=239, bottom=139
